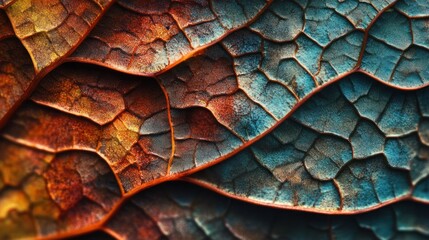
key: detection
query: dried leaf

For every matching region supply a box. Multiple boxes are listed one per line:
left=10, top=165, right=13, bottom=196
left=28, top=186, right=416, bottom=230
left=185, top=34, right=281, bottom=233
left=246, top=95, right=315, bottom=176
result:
left=4, top=0, right=114, bottom=73
left=2, top=64, right=173, bottom=193
left=0, top=0, right=115, bottom=129
left=0, top=0, right=428, bottom=238
left=2, top=62, right=245, bottom=194
left=187, top=73, right=429, bottom=213
left=360, top=2, right=429, bottom=88
left=102, top=182, right=429, bottom=240
left=155, top=0, right=428, bottom=174
left=69, top=0, right=272, bottom=75
left=0, top=138, right=121, bottom=239
left=0, top=11, right=36, bottom=127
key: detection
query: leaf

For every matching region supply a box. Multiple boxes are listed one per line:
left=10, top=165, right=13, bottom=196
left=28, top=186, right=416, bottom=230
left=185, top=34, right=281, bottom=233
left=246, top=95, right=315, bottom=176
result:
left=102, top=182, right=429, bottom=240
left=186, top=73, right=429, bottom=213
left=154, top=0, right=428, bottom=172
left=4, top=0, right=114, bottom=73
left=0, top=138, right=121, bottom=239
left=2, top=62, right=249, bottom=194
left=360, top=1, right=429, bottom=88
left=69, top=0, right=273, bottom=75
left=3, top=0, right=428, bottom=180
left=2, top=63, right=173, bottom=193
left=0, top=0, right=115, bottom=129
left=0, top=0, right=428, bottom=238
left=0, top=10, right=36, bottom=128
left=155, top=0, right=428, bottom=144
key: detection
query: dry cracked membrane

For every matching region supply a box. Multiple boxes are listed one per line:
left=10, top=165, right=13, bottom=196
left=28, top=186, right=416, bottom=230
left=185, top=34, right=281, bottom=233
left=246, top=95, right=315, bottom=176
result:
left=0, top=0, right=428, bottom=239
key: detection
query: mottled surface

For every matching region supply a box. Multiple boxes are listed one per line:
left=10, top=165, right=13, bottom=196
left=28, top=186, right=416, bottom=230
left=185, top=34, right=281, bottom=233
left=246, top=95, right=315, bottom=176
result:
left=5, top=0, right=113, bottom=72
left=361, top=1, right=429, bottom=88
left=189, top=73, right=429, bottom=212
left=68, top=0, right=429, bottom=92
left=2, top=64, right=173, bottom=193
left=70, top=0, right=271, bottom=75
left=0, top=10, right=33, bottom=124
left=103, top=182, right=429, bottom=240
left=0, top=138, right=121, bottom=239
left=0, top=0, right=428, bottom=238
left=0, top=35, right=35, bottom=126
left=0, top=0, right=114, bottom=129
left=157, top=0, right=428, bottom=177
left=1, top=63, right=249, bottom=193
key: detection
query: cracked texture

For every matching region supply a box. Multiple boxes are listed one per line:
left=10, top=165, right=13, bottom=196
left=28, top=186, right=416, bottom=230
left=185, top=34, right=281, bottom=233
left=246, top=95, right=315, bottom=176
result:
left=103, top=182, right=429, bottom=240
left=188, top=73, right=429, bottom=213
left=4, top=0, right=114, bottom=72
left=0, top=0, right=429, bottom=238
left=2, top=64, right=173, bottom=193
left=70, top=0, right=272, bottom=75
left=0, top=0, right=114, bottom=129
left=1, top=63, right=244, bottom=194
left=0, top=31, right=35, bottom=127
left=361, top=1, right=429, bottom=88
left=0, top=138, right=121, bottom=239
left=155, top=0, right=428, bottom=175
left=2, top=1, right=428, bottom=190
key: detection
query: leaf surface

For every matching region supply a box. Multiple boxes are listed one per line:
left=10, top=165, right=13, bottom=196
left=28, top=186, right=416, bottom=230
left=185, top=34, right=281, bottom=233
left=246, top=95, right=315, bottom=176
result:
left=69, top=0, right=272, bottom=75
left=0, top=138, right=121, bottom=239
left=154, top=0, right=428, bottom=175
left=0, top=0, right=115, bottom=129
left=2, top=64, right=174, bottom=193
left=360, top=1, right=429, bottom=88
left=187, top=73, right=429, bottom=213
left=4, top=0, right=114, bottom=73
left=102, top=182, right=429, bottom=240
left=3, top=0, right=429, bottom=207
left=2, top=63, right=247, bottom=194
left=0, top=0, right=428, bottom=238
left=0, top=10, right=36, bottom=128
